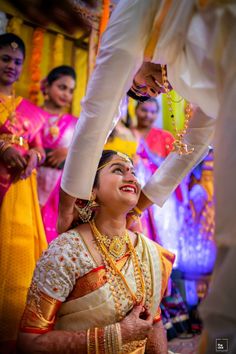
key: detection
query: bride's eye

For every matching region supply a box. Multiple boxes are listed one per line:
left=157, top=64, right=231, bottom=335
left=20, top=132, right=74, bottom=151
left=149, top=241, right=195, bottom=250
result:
left=113, top=167, right=123, bottom=174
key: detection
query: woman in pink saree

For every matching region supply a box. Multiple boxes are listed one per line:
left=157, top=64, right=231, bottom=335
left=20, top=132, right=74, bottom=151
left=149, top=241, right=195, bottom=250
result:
left=37, top=66, right=77, bottom=243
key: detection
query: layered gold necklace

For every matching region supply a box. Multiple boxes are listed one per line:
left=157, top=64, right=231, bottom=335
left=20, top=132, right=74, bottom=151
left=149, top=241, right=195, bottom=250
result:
left=89, top=220, right=146, bottom=320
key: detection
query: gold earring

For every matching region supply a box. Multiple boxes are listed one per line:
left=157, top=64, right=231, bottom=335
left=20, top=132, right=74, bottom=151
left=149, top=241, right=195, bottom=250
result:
left=74, top=193, right=99, bottom=223
left=90, top=192, right=99, bottom=209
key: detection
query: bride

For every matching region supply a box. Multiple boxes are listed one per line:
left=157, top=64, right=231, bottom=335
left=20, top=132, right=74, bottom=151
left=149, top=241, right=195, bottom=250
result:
left=18, top=150, right=174, bottom=354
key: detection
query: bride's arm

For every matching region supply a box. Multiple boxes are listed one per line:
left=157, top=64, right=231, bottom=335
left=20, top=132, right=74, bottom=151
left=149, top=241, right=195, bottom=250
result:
left=18, top=330, right=87, bottom=354
left=18, top=305, right=153, bottom=354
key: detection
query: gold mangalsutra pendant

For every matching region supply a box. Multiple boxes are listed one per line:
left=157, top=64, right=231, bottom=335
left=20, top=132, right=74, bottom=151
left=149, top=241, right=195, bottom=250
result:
left=49, top=125, right=60, bottom=138
left=109, top=236, right=126, bottom=259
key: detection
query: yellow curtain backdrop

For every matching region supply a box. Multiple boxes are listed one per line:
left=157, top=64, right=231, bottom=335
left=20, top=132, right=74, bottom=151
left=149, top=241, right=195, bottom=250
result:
left=72, top=47, right=88, bottom=116
left=0, top=0, right=88, bottom=117
left=13, top=22, right=87, bottom=116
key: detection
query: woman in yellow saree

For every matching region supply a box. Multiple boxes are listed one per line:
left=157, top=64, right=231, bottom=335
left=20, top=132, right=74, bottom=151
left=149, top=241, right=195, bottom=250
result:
left=18, top=150, right=174, bottom=353
left=0, top=33, right=47, bottom=353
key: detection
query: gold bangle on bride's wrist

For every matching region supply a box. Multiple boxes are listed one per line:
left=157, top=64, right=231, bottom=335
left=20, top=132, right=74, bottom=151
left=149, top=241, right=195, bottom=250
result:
left=87, top=328, right=90, bottom=354
left=87, top=327, right=104, bottom=354
left=97, top=327, right=106, bottom=354
left=104, top=323, right=122, bottom=354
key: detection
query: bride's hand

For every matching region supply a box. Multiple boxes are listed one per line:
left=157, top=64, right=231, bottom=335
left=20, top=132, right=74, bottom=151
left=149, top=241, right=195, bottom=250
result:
left=120, top=305, right=153, bottom=343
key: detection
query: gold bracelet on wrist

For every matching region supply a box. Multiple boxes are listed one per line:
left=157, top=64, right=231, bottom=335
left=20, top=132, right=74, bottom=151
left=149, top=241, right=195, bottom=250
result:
left=87, top=328, right=90, bottom=354
left=98, top=327, right=106, bottom=354
left=115, top=323, right=122, bottom=353
left=104, top=323, right=122, bottom=354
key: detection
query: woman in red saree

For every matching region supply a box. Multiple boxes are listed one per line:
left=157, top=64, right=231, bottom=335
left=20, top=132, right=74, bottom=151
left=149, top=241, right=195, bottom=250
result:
left=0, top=33, right=47, bottom=353
left=37, top=65, right=77, bottom=243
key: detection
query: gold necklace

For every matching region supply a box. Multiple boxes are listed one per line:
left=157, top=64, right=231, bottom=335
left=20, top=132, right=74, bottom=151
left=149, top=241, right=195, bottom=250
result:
left=161, top=65, right=194, bottom=155
left=89, top=220, right=146, bottom=320
left=93, top=228, right=129, bottom=260
left=42, top=108, right=63, bottom=138
left=49, top=113, right=63, bottom=138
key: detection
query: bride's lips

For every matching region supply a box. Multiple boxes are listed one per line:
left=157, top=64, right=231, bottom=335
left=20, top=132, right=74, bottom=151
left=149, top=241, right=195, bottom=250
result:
left=119, top=184, right=138, bottom=194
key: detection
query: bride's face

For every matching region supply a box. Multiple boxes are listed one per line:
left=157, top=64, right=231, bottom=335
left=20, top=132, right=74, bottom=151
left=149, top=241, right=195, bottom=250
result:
left=94, top=155, right=141, bottom=210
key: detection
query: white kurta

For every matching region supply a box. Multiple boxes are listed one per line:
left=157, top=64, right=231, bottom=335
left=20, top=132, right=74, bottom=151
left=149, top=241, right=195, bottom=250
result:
left=61, top=3, right=236, bottom=341
left=62, top=0, right=236, bottom=248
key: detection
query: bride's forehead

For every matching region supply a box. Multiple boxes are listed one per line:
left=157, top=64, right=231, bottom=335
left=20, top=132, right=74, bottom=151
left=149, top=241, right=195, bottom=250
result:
left=109, top=156, right=133, bottom=167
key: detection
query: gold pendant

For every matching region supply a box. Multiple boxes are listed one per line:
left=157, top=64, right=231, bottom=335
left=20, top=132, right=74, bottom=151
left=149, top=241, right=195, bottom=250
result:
left=172, top=140, right=194, bottom=155
left=49, top=125, right=60, bottom=138
left=109, top=236, right=126, bottom=259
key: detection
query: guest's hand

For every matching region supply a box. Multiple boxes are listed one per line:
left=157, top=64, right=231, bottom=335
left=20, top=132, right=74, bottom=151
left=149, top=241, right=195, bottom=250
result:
left=46, top=147, right=67, bottom=168
left=57, top=188, right=77, bottom=233
left=1, top=146, right=27, bottom=174
left=120, top=305, right=153, bottom=343
left=21, top=149, right=41, bottom=179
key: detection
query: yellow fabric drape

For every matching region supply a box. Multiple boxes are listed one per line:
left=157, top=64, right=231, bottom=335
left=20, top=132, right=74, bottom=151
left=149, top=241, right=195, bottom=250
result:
left=0, top=171, right=47, bottom=342
left=72, top=47, right=88, bottom=117
left=162, top=91, right=186, bottom=134
left=128, top=97, right=137, bottom=126
left=52, top=34, right=64, bottom=68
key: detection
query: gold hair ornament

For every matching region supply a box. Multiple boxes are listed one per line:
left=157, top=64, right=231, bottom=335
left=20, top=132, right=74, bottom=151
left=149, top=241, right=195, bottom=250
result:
left=10, top=42, right=18, bottom=51
left=97, top=151, right=133, bottom=171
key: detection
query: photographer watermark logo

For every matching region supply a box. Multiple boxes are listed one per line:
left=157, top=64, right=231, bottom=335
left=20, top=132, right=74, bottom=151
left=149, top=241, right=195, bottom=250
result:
left=216, top=339, right=228, bottom=352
